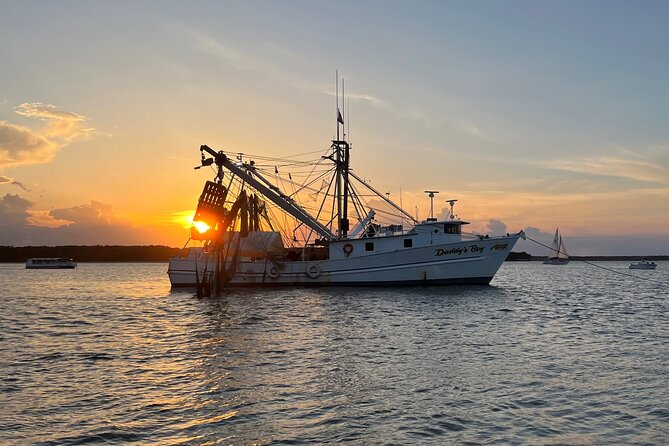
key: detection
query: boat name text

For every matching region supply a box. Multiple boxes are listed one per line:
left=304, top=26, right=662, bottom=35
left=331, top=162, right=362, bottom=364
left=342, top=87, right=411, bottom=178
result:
left=434, top=244, right=487, bottom=257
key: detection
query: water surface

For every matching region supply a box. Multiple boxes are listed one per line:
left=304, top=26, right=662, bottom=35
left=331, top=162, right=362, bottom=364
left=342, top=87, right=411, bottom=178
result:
left=1, top=262, right=668, bottom=444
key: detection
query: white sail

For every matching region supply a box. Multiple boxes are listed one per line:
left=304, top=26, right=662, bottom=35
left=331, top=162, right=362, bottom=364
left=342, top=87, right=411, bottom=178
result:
left=544, top=228, right=569, bottom=265
left=548, top=228, right=560, bottom=259
left=557, top=236, right=568, bottom=259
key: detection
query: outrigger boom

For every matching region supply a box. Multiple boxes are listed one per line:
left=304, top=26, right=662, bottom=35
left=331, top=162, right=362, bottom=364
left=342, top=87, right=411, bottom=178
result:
left=199, top=144, right=334, bottom=240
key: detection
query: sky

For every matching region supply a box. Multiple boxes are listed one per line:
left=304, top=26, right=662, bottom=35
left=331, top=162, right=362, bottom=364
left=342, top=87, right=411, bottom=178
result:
left=1, top=1, right=668, bottom=255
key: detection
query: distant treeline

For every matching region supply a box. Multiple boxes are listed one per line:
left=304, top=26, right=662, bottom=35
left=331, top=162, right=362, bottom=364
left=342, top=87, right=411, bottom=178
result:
left=0, top=245, right=181, bottom=262
left=506, top=251, right=669, bottom=262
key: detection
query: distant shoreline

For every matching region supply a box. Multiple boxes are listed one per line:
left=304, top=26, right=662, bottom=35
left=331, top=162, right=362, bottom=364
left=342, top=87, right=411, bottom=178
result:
left=0, top=245, right=180, bottom=263
left=1, top=246, right=667, bottom=263
left=506, top=252, right=669, bottom=262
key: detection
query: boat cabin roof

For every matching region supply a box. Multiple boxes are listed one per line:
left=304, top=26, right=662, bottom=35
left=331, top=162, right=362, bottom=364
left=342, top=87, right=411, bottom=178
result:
left=28, top=257, right=73, bottom=261
left=418, top=219, right=469, bottom=226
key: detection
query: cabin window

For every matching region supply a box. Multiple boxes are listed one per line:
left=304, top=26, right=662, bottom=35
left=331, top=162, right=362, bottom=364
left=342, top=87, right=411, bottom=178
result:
left=444, top=224, right=460, bottom=234
left=365, top=242, right=374, bottom=252
left=404, top=239, right=412, bottom=248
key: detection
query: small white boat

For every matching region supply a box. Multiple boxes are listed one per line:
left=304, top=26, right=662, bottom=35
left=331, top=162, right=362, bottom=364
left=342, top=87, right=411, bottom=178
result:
left=543, top=228, right=569, bottom=265
left=629, top=259, right=656, bottom=270
left=26, top=258, right=77, bottom=269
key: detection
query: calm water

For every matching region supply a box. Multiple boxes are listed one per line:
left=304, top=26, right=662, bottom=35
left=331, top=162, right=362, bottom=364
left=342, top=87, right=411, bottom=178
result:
left=1, top=262, right=668, bottom=445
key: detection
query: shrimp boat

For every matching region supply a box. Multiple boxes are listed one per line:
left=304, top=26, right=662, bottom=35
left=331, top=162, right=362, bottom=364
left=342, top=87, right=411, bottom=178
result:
left=168, top=99, right=524, bottom=289
left=543, top=228, right=569, bottom=265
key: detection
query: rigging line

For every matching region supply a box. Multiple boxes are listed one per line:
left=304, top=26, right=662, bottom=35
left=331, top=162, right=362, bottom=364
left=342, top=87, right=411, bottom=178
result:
left=348, top=181, right=369, bottom=226
left=265, top=203, right=293, bottom=246
left=253, top=169, right=331, bottom=195
left=247, top=159, right=320, bottom=168
left=525, top=235, right=667, bottom=286
left=290, top=167, right=336, bottom=198
left=296, top=145, right=334, bottom=198
left=349, top=171, right=417, bottom=224
left=257, top=167, right=332, bottom=195
left=328, top=178, right=337, bottom=234
left=349, top=183, right=377, bottom=218
left=349, top=181, right=370, bottom=225
left=281, top=167, right=310, bottom=238
left=237, top=153, right=316, bottom=162
left=245, top=148, right=327, bottom=161
left=312, top=168, right=337, bottom=231
left=254, top=166, right=332, bottom=174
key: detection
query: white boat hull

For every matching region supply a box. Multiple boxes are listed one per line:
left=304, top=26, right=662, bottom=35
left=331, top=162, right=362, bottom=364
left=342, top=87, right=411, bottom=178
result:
left=168, top=235, right=520, bottom=287
left=26, top=258, right=77, bottom=269
left=629, top=263, right=656, bottom=270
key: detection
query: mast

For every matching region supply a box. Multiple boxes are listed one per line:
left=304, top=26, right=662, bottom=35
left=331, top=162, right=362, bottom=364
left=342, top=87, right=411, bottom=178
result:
left=335, top=71, right=342, bottom=237
left=333, top=72, right=350, bottom=238
left=341, top=78, right=350, bottom=238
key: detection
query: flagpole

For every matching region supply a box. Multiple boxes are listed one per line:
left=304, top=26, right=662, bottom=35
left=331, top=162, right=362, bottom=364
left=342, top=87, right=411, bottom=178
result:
left=342, top=78, right=345, bottom=140
left=336, top=70, right=339, bottom=142
left=335, top=70, right=341, bottom=236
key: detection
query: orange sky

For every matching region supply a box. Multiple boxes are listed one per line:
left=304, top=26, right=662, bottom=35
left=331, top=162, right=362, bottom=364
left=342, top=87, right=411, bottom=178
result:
left=1, top=3, right=668, bottom=255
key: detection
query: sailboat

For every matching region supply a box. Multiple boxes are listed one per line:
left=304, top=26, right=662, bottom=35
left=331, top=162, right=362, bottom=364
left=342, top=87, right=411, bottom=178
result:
left=543, top=228, right=569, bottom=265
left=167, top=85, right=525, bottom=290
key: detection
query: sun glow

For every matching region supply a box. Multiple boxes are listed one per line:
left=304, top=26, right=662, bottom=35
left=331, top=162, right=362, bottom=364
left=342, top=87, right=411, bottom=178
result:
left=192, top=220, right=211, bottom=234
left=170, top=210, right=197, bottom=229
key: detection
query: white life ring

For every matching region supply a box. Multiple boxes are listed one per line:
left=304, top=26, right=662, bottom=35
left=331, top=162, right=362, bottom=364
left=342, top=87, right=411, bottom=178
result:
left=266, top=265, right=280, bottom=279
left=305, top=263, right=321, bottom=279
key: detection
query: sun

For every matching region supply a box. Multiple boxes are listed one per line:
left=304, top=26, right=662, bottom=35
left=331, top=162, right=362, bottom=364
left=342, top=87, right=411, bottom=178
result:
left=192, top=220, right=210, bottom=233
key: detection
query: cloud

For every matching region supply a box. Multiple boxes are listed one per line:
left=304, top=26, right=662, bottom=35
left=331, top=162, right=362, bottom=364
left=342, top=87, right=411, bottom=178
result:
left=0, top=195, right=139, bottom=245
left=15, top=102, right=95, bottom=143
left=543, top=155, right=669, bottom=185
left=455, top=119, right=493, bottom=142
left=0, top=193, right=32, bottom=228
left=0, top=121, right=59, bottom=168
left=512, top=226, right=556, bottom=255
left=0, top=175, right=30, bottom=192
left=486, top=219, right=507, bottom=235
left=185, top=27, right=386, bottom=107
left=0, top=103, right=94, bottom=169
left=15, top=102, right=87, bottom=122
left=321, top=88, right=385, bottom=107
left=26, top=210, right=71, bottom=228
left=50, top=201, right=118, bottom=226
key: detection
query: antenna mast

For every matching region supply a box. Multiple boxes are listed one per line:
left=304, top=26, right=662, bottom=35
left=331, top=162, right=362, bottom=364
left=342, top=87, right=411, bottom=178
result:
left=424, top=190, right=439, bottom=221
left=446, top=199, right=458, bottom=220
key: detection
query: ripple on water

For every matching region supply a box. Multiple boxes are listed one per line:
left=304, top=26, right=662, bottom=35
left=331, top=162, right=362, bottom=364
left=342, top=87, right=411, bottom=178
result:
left=0, top=262, right=668, bottom=444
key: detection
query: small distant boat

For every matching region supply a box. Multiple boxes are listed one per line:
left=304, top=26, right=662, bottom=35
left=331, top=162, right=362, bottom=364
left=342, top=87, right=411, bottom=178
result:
left=544, top=228, right=569, bottom=265
left=629, top=259, right=656, bottom=270
left=26, top=258, right=77, bottom=269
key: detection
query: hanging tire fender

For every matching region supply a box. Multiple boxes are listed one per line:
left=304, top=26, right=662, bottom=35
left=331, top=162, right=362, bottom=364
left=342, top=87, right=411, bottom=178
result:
left=266, top=265, right=280, bottom=279
left=305, top=263, right=322, bottom=279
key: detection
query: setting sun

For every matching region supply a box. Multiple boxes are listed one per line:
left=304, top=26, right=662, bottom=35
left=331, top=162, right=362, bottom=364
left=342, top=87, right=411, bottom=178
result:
left=192, top=220, right=210, bottom=234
